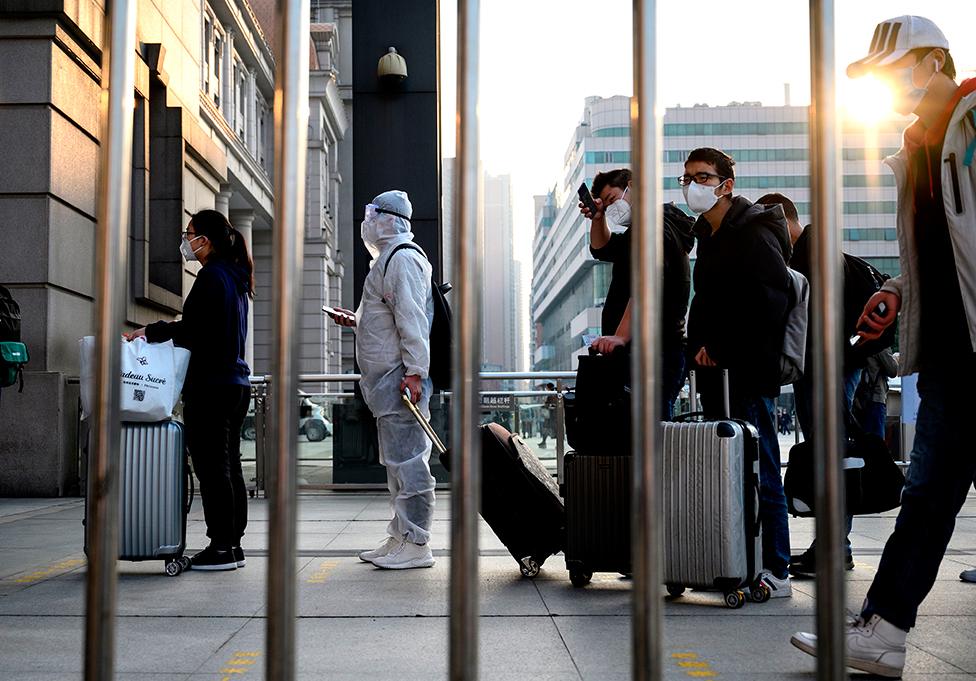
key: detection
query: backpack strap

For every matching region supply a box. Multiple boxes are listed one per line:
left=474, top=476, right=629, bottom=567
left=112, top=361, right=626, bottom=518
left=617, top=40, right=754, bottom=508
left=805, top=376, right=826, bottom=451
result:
left=964, top=109, right=976, bottom=168
left=383, top=242, right=427, bottom=277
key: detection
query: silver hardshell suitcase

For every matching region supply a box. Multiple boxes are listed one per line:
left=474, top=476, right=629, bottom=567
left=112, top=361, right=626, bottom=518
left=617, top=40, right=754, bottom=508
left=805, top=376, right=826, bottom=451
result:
left=661, top=370, right=767, bottom=608
left=84, top=420, right=191, bottom=576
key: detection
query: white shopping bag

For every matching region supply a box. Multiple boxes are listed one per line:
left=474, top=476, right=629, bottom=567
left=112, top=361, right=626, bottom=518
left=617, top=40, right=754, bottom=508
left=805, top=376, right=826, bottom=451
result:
left=79, top=336, right=190, bottom=421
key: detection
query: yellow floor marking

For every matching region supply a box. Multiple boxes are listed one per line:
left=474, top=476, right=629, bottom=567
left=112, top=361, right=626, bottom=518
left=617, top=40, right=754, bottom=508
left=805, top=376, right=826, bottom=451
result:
left=220, top=651, right=261, bottom=681
left=12, top=558, right=85, bottom=584
left=670, top=650, right=717, bottom=678
left=306, top=560, right=340, bottom=584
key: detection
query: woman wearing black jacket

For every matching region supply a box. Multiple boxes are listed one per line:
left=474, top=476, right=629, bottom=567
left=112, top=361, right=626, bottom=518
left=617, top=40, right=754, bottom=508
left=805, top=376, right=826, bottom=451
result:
left=125, top=210, right=253, bottom=571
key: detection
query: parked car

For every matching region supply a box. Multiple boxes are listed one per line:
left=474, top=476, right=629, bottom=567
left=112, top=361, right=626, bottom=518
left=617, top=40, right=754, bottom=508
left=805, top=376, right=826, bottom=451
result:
left=241, top=396, right=332, bottom=442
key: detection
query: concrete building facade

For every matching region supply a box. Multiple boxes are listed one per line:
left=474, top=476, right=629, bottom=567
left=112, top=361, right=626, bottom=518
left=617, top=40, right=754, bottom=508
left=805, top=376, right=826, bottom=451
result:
left=0, top=0, right=279, bottom=495
left=532, top=95, right=905, bottom=372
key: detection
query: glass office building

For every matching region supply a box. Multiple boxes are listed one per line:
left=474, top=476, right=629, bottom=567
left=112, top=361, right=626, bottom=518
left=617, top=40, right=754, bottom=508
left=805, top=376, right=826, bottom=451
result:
left=531, top=95, right=905, bottom=372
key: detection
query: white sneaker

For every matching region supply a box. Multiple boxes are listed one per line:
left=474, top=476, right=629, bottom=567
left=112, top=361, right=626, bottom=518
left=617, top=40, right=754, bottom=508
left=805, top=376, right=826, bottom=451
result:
left=759, top=571, right=793, bottom=599
left=371, top=540, right=435, bottom=570
left=960, top=568, right=976, bottom=583
left=791, top=613, right=907, bottom=678
left=358, top=536, right=400, bottom=563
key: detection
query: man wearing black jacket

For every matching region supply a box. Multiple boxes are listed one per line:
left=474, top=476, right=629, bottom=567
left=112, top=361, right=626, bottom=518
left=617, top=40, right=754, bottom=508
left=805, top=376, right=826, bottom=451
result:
left=579, top=168, right=696, bottom=419
left=684, top=148, right=794, bottom=597
left=757, top=192, right=869, bottom=577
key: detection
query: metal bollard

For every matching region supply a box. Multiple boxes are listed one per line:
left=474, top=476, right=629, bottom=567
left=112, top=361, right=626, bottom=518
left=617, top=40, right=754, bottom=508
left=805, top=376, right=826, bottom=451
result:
left=84, top=2, right=137, bottom=679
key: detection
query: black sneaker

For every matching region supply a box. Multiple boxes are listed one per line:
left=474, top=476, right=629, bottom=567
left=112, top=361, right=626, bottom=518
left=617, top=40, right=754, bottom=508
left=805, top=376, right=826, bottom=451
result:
left=233, top=546, right=246, bottom=568
left=789, top=552, right=854, bottom=578
left=190, top=545, right=238, bottom=571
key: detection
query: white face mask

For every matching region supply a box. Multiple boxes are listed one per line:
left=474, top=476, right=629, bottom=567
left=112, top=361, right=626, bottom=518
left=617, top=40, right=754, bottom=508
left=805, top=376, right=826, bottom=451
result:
left=361, top=218, right=382, bottom=258
left=604, top=187, right=632, bottom=230
left=682, top=179, right=727, bottom=215
left=889, top=57, right=941, bottom=116
left=180, top=235, right=205, bottom=262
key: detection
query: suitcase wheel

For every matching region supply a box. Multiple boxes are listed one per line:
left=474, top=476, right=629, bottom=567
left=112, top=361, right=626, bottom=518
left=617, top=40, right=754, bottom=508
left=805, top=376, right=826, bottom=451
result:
left=519, top=558, right=541, bottom=578
left=666, top=584, right=685, bottom=598
left=749, top=583, right=771, bottom=604
left=724, top=590, right=746, bottom=609
left=165, top=557, right=190, bottom=576
left=569, top=568, right=592, bottom=588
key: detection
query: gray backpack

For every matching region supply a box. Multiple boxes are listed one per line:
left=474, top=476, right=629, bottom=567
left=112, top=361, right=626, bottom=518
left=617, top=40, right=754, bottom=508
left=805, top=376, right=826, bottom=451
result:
left=779, top=268, right=809, bottom=385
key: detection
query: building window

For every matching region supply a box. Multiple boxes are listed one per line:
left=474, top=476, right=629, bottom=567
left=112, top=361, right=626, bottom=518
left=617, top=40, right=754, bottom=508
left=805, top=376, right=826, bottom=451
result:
left=212, top=29, right=223, bottom=108
left=202, top=16, right=212, bottom=94
left=236, top=62, right=247, bottom=139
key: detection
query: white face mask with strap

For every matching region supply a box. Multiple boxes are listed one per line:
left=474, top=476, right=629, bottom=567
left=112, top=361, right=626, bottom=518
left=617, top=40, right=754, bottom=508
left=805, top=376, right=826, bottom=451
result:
left=180, top=234, right=206, bottom=262
left=889, top=55, right=941, bottom=116
left=683, top=179, right=728, bottom=215
left=604, top=187, right=632, bottom=230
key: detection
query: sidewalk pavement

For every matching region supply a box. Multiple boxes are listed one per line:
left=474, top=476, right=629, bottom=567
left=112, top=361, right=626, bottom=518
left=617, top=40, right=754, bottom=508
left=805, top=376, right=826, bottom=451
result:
left=1, top=491, right=974, bottom=680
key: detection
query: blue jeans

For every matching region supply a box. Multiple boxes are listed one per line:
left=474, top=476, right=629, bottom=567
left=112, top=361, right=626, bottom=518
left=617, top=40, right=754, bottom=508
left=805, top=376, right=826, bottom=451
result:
left=859, top=401, right=887, bottom=439
left=661, top=346, right=687, bottom=421
left=703, top=389, right=791, bottom=579
left=792, top=368, right=862, bottom=558
left=864, top=366, right=976, bottom=631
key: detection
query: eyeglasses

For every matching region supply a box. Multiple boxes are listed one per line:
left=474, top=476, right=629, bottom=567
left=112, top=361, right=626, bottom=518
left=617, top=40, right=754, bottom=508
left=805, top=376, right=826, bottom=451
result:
left=677, top=172, right=727, bottom=186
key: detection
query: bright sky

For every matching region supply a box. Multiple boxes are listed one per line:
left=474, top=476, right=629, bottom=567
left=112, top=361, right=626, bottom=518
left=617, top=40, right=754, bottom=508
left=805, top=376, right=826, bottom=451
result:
left=439, top=0, right=976, bottom=261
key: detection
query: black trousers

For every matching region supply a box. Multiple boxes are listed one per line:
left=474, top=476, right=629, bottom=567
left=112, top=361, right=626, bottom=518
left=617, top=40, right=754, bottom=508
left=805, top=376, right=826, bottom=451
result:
left=184, top=384, right=250, bottom=549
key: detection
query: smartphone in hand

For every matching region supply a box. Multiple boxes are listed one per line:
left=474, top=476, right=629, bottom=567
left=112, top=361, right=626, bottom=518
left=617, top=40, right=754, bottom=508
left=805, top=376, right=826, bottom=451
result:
left=322, top=305, right=355, bottom=322
left=849, top=301, right=888, bottom=346
left=578, top=182, right=599, bottom=216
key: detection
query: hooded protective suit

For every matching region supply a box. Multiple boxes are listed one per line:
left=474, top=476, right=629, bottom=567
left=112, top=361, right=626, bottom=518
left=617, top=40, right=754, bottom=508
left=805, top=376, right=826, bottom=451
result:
left=355, top=190, right=436, bottom=545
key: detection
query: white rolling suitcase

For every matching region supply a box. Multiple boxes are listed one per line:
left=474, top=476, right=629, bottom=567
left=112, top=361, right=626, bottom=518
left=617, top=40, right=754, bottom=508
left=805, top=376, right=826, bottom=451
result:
left=661, top=370, right=767, bottom=608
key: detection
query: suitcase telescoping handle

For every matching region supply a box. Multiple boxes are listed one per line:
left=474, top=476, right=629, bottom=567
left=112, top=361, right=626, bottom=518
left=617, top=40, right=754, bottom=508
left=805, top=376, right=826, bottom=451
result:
left=401, top=388, right=448, bottom=455
left=687, top=368, right=731, bottom=419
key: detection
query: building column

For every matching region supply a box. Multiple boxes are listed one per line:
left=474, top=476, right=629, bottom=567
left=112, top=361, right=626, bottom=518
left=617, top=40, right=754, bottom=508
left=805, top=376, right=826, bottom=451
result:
left=223, top=29, right=235, bottom=122
left=215, top=184, right=233, bottom=217
left=247, top=68, right=258, bottom=156
left=230, top=209, right=256, bottom=372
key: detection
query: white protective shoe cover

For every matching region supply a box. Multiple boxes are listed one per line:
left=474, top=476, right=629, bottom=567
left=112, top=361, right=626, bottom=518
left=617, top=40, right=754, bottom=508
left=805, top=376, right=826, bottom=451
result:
left=791, top=613, right=907, bottom=678
left=371, top=540, right=435, bottom=570
left=358, top=536, right=401, bottom=563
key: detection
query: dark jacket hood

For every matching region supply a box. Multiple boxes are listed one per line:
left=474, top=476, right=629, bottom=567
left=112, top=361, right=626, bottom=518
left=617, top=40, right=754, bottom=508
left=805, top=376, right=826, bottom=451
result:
left=695, top=196, right=793, bottom=262
left=663, top=202, right=696, bottom=254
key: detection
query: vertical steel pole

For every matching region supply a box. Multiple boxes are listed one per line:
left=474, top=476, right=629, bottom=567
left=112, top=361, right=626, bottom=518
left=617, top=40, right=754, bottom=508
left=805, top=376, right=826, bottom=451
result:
left=631, top=1, right=663, bottom=679
left=809, top=2, right=846, bottom=680
left=451, top=0, right=481, bottom=678
left=84, top=2, right=136, bottom=679
left=266, top=2, right=310, bottom=680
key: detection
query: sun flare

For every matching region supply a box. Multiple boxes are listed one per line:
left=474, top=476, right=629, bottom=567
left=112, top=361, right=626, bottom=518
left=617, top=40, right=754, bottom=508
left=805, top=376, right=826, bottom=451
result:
left=841, top=75, right=895, bottom=126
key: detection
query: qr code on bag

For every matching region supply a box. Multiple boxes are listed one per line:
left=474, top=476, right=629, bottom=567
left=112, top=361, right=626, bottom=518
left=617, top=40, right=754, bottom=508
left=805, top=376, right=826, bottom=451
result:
left=133, top=389, right=146, bottom=402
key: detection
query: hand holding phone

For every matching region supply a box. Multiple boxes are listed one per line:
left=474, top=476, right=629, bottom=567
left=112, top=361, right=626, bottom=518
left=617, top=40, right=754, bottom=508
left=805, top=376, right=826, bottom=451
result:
left=577, top=182, right=600, bottom=219
left=850, top=300, right=889, bottom=346
left=323, top=305, right=356, bottom=327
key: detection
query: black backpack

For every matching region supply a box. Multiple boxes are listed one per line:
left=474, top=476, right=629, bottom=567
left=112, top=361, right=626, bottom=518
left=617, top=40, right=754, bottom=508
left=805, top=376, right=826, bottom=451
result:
left=843, top=254, right=896, bottom=365
left=384, top=243, right=452, bottom=392
left=0, top=285, right=21, bottom=342
left=0, top=285, right=28, bottom=394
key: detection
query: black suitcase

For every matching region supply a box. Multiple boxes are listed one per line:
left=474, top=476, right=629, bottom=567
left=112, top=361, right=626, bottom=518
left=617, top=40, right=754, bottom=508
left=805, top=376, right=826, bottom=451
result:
left=399, top=389, right=565, bottom=577
left=564, top=452, right=631, bottom=587
left=480, top=423, right=566, bottom=576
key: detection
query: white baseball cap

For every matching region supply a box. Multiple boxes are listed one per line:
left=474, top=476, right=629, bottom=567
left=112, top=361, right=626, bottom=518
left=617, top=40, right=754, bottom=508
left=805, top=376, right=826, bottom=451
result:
left=847, top=15, right=949, bottom=78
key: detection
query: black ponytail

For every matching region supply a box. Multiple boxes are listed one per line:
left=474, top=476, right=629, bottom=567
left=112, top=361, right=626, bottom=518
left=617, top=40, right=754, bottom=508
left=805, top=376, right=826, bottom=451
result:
left=189, top=209, right=255, bottom=297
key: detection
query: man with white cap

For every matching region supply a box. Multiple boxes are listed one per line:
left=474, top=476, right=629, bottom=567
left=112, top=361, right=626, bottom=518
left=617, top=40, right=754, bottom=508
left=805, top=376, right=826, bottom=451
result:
left=327, top=190, right=437, bottom=569
left=791, top=15, right=976, bottom=678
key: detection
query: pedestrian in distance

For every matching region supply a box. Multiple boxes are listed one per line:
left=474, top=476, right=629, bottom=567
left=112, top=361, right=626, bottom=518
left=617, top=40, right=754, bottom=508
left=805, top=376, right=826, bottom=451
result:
left=683, top=147, right=795, bottom=599
left=326, top=190, right=437, bottom=570
left=124, top=209, right=253, bottom=571
left=792, top=15, right=976, bottom=677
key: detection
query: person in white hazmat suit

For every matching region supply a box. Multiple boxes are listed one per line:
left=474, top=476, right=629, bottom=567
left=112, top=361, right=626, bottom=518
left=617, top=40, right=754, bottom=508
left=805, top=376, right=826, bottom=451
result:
left=326, top=190, right=437, bottom=569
